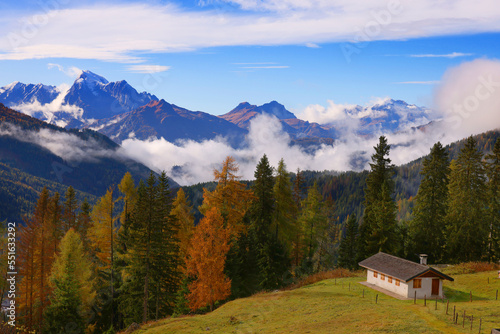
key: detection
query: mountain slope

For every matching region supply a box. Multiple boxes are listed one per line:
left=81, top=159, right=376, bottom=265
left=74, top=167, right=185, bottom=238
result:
left=64, top=70, right=158, bottom=120
left=0, top=70, right=158, bottom=127
left=89, top=99, right=248, bottom=146
left=0, top=162, right=96, bottom=223
left=0, top=81, right=59, bottom=106
left=135, top=270, right=499, bottom=334
left=220, top=101, right=335, bottom=139
left=0, top=103, right=154, bottom=197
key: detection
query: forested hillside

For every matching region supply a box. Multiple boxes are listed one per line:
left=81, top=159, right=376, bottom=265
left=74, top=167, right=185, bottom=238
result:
left=0, top=103, right=154, bottom=222
left=0, top=162, right=96, bottom=222
left=183, top=129, right=500, bottom=226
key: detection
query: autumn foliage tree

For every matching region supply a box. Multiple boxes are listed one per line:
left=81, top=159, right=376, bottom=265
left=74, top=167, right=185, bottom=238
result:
left=43, top=228, right=95, bottom=333
left=186, top=207, right=231, bottom=311
left=89, top=188, right=117, bottom=327
left=199, top=156, right=254, bottom=237
left=171, top=187, right=195, bottom=270
left=17, top=187, right=62, bottom=332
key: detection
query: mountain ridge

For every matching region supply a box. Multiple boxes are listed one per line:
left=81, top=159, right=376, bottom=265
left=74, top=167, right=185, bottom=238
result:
left=0, top=71, right=435, bottom=147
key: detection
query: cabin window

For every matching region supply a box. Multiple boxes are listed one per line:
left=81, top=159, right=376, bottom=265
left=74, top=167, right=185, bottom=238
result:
left=373, top=271, right=378, bottom=278
left=381, top=274, right=385, bottom=281
left=388, top=276, right=392, bottom=283
left=413, top=279, right=422, bottom=289
left=395, top=279, right=400, bottom=286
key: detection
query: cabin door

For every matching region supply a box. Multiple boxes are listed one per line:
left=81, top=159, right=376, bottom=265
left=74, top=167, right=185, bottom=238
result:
left=431, top=279, right=440, bottom=295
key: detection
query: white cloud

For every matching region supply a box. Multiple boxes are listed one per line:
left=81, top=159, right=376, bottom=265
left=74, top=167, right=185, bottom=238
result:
left=297, top=100, right=356, bottom=123
left=305, top=42, right=321, bottom=48
left=116, top=58, right=500, bottom=186
left=120, top=111, right=452, bottom=186
left=410, top=52, right=474, bottom=58
left=297, top=97, right=397, bottom=124
left=127, top=65, right=171, bottom=73
left=0, top=2, right=499, bottom=62
left=0, top=123, right=118, bottom=163
left=434, top=58, right=500, bottom=140
left=48, top=63, right=82, bottom=78
left=10, top=84, right=84, bottom=126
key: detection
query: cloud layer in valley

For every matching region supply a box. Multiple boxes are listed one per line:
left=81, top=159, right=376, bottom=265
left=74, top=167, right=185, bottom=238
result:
left=2, top=59, right=499, bottom=187
left=120, top=59, right=500, bottom=186
left=0, top=123, right=119, bottom=164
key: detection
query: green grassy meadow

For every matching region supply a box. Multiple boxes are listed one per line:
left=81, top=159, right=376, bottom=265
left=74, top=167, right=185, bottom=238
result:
left=133, top=270, right=500, bottom=334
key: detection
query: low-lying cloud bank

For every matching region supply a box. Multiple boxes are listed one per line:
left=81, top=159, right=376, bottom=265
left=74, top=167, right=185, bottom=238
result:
left=121, top=59, right=500, bottom=186
left=2, top=59, right=499, bottom=187
left=0, top=123, right=120, bottom=164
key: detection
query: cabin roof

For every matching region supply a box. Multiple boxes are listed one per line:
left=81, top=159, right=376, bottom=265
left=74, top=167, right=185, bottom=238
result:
left=358, top=252, right=454, bottom=282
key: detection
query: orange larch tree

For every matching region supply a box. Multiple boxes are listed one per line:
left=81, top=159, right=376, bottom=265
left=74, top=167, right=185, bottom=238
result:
left=171, top=187, right=194, bottom=271
left=186, top=207, right=231, bottom=312
left=199, top=156, right=254, bottom=238
left=17, top=188, right=61, bottom=332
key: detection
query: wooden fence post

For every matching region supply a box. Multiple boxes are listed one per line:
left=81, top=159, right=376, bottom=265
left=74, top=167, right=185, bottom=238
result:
left=414, top=291, right=416, bottom=304
left=462, top=310, right=466, bottom=328
left=424, top=295, right=426, bottom=307
left=362, top=289, right=364, bottom=298
left=446, top=300, right=449, bottom=315
left=376, top=294, right=378, bottom=304
left=479, top=318, right=482, bottom=334
left=435, top=297, right=437, bottom=310
left=470, top=291, right=472, bottom=302
left=470, top=315, right=473, bottom=331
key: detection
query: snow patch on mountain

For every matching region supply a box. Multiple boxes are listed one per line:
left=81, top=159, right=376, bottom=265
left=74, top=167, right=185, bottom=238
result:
left=298, top=98, right=434, bottom=133
left=9, top=84, right=84, bottom=127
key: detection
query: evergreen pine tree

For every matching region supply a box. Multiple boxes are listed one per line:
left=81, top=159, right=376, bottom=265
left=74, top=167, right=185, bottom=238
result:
left=124, top=172, right=180, bottom=323
left=298, top=182, right=328, bottom=273
left=250, top=155, right=291, bottom=290
left=369, top=181, right=399, bottom=254
left=446, top=136, right=487, bottom=262
left=250, top=154, right=275, bottom=242
left=337, top=214, right=358, bottom=270
left=359, top=136, right=396, bottom=259
left=273, top=158, right=297, bottom=252
left=63, top=186, right=78, bottom=233
left=486, top=139, right=500, bottom=262
left=409, top=142, right=450, bottom=263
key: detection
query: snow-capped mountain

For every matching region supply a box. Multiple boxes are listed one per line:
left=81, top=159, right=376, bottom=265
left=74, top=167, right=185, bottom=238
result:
left=89, top=99, right=247, bottom=147
left=355, top=99, right=434, bottom=134
left=0, top=82, right=59, bottom=106
left=0, top=70, right=158, bottom=127
left=63, top=70, right=158, bottom=120
left=0, top=71, right=436, bottom=148
left=220, top=101, right=336, bottom=139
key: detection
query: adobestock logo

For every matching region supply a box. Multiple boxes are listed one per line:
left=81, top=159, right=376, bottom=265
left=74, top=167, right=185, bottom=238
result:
left=444, top=74, right=500, bottom=130
left=340, top=0, right=403, bottom=63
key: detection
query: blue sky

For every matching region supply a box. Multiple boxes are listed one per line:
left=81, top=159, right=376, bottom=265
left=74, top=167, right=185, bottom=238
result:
left=0, top=0, right=499, bottom=116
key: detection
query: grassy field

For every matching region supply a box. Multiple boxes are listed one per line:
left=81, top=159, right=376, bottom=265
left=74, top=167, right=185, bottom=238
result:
left=133, top=269, right=500, bottom=334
